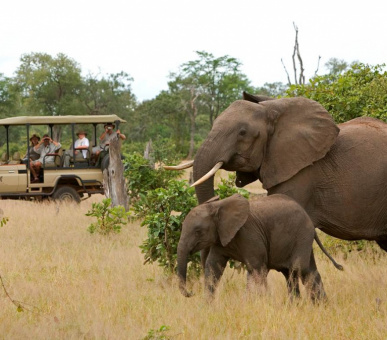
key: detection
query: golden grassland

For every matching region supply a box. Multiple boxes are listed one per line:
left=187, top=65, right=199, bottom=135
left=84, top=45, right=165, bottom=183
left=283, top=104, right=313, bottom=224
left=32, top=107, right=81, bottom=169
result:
left=0, top=193, right=387, bottom=339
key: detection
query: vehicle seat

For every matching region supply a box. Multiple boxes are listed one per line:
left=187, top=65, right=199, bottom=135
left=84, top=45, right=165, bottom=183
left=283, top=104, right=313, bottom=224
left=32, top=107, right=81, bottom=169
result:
left=44, top=148, right=63, bottom=168
left=8, top=152, right=21, bottom=164
left=0, top=152, right=8, bottom=165
left=71, top=145, right=92, bottom=167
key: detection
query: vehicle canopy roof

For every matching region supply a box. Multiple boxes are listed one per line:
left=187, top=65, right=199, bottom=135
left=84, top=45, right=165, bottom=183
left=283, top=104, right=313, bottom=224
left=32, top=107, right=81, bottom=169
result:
left=0, top=114, right=126, bottom=126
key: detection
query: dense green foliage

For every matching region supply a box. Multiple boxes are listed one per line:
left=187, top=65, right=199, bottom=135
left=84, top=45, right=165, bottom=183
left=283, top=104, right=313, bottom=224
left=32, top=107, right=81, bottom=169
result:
left=135, top=179, right=199, bottom=275
left=287, top=63, right=387, bottom=122
left=123, top=152, right=182, bottom=202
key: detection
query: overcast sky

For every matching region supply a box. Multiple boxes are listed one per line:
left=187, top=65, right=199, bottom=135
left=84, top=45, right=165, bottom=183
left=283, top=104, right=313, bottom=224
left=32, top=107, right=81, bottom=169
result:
left=1, top=0, right=386, bottom=101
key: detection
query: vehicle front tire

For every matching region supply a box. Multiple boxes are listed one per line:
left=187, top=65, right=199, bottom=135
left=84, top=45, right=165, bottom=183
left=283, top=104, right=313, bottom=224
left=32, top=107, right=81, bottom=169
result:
left=51, top=186, right=81, bottom=203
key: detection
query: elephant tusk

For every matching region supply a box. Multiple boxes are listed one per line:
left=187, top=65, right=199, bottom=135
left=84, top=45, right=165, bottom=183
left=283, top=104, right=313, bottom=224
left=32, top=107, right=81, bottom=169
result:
left=163, top=160, right=194, bottom=170
left=190, top=162, right=224, bottom=187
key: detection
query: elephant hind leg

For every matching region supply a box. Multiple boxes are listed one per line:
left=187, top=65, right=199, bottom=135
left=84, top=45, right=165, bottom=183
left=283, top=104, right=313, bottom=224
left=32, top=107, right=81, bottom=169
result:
left=301, top=252, right=327, bottom=303
left=282, top=269, right=301, bottom=300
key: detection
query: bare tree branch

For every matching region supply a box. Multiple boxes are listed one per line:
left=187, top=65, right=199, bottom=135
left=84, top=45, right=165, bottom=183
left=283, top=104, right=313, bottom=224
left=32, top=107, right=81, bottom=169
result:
left=293, top=23, right=305, bottom=85
left=281, top=58, right=292, bottom=86
left=315, top=55, right=322, bottom=76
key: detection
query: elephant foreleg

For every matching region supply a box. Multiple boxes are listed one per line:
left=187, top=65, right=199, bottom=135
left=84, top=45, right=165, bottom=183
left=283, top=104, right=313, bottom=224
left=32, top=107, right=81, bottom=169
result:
left=201, top=248, right=210, bottom=269
left=205, top=252, right=229, bottom=297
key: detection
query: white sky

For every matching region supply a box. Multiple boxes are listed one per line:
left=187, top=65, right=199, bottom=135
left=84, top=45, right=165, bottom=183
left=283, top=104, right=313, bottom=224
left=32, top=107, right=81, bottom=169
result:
left=1, top=0, right=386, bottom=101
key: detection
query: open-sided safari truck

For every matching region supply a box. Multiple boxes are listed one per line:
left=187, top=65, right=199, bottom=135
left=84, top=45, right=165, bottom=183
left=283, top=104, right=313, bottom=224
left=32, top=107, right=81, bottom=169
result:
left=0, top=114, right=126, bottom=203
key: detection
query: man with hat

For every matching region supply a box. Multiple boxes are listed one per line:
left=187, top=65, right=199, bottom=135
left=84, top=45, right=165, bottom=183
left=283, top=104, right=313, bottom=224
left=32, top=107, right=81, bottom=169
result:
left=91, top=123, right=126, bottom=163
left=63, top=130, right=90, bottom=167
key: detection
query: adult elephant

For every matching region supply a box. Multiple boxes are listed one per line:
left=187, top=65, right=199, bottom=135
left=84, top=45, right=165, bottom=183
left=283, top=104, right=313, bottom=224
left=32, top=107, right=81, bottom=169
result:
left=182, top=92, right=387, bottom=251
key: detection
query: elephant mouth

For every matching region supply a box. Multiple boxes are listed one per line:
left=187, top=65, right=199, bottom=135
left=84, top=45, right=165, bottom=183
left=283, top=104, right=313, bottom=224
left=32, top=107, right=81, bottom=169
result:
left=224, top=153, right=255, bottom=172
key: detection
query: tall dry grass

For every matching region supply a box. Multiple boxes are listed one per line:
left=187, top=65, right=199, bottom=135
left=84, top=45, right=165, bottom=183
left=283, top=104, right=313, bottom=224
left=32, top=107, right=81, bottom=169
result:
left=0, top=196, right=386, bottom=339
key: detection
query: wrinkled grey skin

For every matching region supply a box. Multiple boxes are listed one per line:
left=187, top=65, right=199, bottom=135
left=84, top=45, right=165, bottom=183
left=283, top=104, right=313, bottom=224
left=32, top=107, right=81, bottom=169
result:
left=177, top=194, right=327, bottom=301
left=193, top=92, right=387, bottom=264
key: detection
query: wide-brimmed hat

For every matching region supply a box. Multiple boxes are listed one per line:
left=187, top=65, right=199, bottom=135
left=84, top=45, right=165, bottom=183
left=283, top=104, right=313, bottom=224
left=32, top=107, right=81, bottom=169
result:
left=104, top=123, right=115, bottom=129
left=29, top=134, right=40, bottom=141
left=76, top=130, right=88, bottom=136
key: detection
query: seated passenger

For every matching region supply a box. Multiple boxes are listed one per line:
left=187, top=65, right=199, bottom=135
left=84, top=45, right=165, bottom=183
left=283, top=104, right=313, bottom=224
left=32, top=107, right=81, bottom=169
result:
left=22, top=134, right=40, bottom=164
left=30, top=134, right=61, bottom=183
left=92, top=123, right=126, bottom=163
left=63, top=131, right=90, bottom=167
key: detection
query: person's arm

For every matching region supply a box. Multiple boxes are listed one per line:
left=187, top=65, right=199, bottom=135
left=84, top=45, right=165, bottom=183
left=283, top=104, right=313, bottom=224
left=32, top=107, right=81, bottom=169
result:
left=99, top=131, right=107, bottom=141
left=34, top=140, right=44, bottom=152
left=77, top=138, right=89, bottom=149
left=50, top=138, right=61, bottom=150
left=116, top=129, right=126, bottom=140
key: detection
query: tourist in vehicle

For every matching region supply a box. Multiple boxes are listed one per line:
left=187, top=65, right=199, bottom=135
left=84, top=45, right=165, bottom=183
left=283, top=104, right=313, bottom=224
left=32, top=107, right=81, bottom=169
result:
left=30, top=134, right=61, bottom=183
left=92, top=123, right=126, bottom=163
left=63, top=130, right=90, bottom=167
left=22, top=134, right=40, bottom=164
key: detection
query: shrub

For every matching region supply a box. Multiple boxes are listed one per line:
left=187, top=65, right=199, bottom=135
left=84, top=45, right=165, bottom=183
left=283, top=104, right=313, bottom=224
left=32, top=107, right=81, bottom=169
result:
left=86, top=198, right=130, bottom=235
left=215, top=173, right=250, bottom=199
left=123, top=153, right=182, bottom=202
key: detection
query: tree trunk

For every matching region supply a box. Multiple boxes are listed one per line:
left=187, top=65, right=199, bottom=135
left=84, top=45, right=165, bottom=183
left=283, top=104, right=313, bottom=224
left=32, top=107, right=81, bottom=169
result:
left=103, top=135, right=129, bottom=211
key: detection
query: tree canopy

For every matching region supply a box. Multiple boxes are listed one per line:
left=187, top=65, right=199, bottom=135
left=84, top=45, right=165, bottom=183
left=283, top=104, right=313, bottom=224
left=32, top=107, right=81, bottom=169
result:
left=1, top=51, right=386, bottom=158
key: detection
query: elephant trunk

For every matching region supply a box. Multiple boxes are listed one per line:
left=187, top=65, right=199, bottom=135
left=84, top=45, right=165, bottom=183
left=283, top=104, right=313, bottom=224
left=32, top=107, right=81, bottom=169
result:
left=177, top=245, right=194, bottom=297
left=193, top=138, right=225, bottom=204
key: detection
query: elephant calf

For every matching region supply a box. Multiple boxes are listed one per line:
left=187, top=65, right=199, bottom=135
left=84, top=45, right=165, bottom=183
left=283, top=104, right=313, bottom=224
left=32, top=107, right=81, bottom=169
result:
left=177, top=194, right=335, bottom=301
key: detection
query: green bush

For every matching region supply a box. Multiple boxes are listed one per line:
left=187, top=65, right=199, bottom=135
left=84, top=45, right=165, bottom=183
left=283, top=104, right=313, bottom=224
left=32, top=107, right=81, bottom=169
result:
left=123, top=153, right=182, bottom=202
left=215, top=173, right=250, bottom=199
left=86, top=198, right=130, bottom=235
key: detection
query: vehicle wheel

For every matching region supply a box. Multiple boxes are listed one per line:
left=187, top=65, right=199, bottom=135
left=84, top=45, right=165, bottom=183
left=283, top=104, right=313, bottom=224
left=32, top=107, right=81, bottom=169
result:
left=52, top=186, right=81, bottom=203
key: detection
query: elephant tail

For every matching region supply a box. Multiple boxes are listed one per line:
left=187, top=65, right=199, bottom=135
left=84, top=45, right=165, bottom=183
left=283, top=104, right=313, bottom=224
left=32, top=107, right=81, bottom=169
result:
left=314, top=231, right=344, bottom=271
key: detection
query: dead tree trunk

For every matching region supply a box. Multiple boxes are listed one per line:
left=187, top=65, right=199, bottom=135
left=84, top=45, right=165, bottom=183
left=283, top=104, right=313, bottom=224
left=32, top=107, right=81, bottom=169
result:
left=144, top=139, right=155, bottom=169
left=103, top=135, right=129, bottom=211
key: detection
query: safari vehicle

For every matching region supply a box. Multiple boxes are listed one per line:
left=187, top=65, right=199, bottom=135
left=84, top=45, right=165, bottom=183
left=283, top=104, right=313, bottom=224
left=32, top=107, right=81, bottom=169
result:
left=0, top=114, right=126, bottom=202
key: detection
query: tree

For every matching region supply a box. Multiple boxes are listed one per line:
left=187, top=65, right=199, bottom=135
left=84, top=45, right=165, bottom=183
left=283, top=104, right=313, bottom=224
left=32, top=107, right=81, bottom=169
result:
left=81, top=71, right=137, bottom=119
left=167, top=51, right=254, bottom=158
left=13, top=53, right=84, bottom=141
left=0, top=74, right=20, bottom=119
left=14, top=52, right=83, bottom=116
left=178, top=51, right=254, bottom=126
left=255, top=82, right=287, bottom=97
left=324, top=58, right=349, bottom=76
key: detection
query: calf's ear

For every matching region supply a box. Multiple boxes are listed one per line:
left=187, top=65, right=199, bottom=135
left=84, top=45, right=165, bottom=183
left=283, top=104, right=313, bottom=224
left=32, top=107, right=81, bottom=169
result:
left=214, top=194, right=250, bottom=246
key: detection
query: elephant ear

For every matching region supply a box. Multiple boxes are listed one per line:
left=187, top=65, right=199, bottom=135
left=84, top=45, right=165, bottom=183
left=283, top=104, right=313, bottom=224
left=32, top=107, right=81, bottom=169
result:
left=212, top=194, right=250, bottom=247
left=260, top=97, right=340, bottom=189
left=243, top=91, right=274, bottom=103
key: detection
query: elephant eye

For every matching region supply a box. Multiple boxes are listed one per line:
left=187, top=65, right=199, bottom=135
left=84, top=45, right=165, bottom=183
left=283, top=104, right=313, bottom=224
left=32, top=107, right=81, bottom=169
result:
left=239, top=128, right=247, bottom=136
